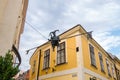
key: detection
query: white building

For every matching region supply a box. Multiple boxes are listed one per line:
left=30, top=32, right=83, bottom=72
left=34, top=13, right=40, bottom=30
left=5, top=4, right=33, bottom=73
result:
left=0, top=0, right=28, bottom=66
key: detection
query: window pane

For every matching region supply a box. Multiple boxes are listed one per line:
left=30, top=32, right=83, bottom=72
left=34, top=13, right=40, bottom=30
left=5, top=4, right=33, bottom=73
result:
left=43, top=49, right=50, bottom=69
left=61, top=43, right=65, bottom=49
left=99, top=53, right=104, bottom=71
left=106, top=59, right=111, bottom=76
left=61, top=50, right=65, bottom=56
left=57, top=46, right=60, bottom=50
left=57, top=52, right=60, bottom=58
left=61, top=56, right=65, bottom=63
left=57, top=42, right=66, bottom=65
left=57, top=57, right=60, bottom=64
left=89, top=44, right=96, bottom=66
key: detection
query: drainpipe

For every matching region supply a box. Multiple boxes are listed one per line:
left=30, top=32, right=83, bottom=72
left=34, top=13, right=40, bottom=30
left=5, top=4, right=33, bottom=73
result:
left=37, top=50, right=41, bottom=80
left=12, top=45, right=21, bottom=67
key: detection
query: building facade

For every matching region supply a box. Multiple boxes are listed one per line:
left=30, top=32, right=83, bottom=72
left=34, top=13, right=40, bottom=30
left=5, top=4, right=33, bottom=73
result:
left=114, top=57, right=120, bottom=80
left=0, top=0, right=28, bottom=66
left=29, top=25, right=120, bottom=80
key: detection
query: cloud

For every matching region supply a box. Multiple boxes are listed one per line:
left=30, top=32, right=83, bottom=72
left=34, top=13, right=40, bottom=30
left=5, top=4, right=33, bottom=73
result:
left=59, top=0, right=120, bottom=32
left=19, top=0, right=120, bottom=71
left=94, top=32, right=120, bottom=53
left=117, top=51, right=120, bottom=58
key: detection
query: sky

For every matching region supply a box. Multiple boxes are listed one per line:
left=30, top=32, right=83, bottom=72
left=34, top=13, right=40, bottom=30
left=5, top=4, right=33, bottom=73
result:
left=19, top=0, right=120, bottom=71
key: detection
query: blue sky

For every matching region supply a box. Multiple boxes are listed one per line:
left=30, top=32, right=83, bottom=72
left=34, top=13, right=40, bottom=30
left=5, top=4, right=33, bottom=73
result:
left=19, top=0, right=120, bottom=71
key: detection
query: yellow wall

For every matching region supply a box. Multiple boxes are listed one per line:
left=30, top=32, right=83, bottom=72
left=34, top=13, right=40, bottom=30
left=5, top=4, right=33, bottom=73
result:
left=81, top=33, right=116, bottom=80
left=30, top=31, right=78, bottom=80
left=39, top=37, right=77, bottom=75
left=42, top=73, right=78, bottom=80
left=115, top=58, right=120, bottom=71
left=85, top=73, right=102, bottom=80
left=29, top=50, right=39, bottom=80
left=30, top=25, right=120, bottom=80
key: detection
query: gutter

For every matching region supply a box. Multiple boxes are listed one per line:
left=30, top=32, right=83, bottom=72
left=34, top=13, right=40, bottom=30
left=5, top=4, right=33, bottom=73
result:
left=12, top=45, right=21, bottom=67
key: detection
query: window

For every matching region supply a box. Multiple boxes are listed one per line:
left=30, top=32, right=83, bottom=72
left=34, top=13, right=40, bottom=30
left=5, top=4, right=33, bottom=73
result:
left=89, top=44, right=96, bottom=67
left=57, top=42, right=66, bottom=65
left=98, top=52, right=104, bottom=72
left=116, top=69, right=120, bottom=80
left=112, top=64, right=115, bottom=78
left=43, top=49, right=50, bottom=69
left=106, top=59, right=111, bottom=76
left=76, top=47, right=79, bottom=52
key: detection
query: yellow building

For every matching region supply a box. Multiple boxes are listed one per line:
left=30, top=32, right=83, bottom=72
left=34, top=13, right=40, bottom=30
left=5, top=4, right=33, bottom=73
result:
left=114, top=56, right=120, bottom=80
left=0, top=0, right=28, bottom=66
left=29, top=25, right=120, bottom=80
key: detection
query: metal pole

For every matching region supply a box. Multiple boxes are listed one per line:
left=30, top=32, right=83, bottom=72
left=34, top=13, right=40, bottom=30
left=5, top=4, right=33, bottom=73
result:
left=37, top=50, right=41, bottom=80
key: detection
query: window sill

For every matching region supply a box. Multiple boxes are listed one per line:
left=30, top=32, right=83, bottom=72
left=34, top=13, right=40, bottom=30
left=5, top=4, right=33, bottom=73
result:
left=91, top=64, right=97, bottom=69
left=55, top=62, right=68, bottom=67
left=108, top=74, right=112, bottom=77
left=101, top=70, right=105, bottom=74
left=42, top=67, right=50, bottom=70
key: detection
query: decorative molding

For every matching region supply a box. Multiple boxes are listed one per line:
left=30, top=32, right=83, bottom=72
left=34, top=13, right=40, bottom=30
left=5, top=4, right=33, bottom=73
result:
left=39, top=68, right=79, bottom=80
left=84, top=68, right=108, bottom=80
left=75, top=31, right=84, bottom=80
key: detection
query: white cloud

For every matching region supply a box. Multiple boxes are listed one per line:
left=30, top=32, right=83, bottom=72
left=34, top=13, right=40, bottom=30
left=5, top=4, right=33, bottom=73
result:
left=94, top=32, right=120, bottom=51
left=19, top=0, right=120, bottom=71
left=57, top=0, right=120, bottom=32
left=117, top=51, right=120, bottom=59
left=84, top=7, right=115, bottom=23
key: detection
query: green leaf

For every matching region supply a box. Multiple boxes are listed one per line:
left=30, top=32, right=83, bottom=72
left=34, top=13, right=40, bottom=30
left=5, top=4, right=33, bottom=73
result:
left=0, top=51, right=19, bottom=80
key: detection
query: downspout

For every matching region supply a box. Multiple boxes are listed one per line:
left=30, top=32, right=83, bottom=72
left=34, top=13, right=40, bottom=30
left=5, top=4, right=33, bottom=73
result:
left=12, top=45, right=21, bottom=67
left=37, top=50, right=41, bottom=80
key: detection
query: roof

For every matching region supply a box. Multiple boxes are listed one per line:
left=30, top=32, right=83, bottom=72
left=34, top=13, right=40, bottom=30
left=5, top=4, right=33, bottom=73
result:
left=30, top=24, right=82, bottom=61
left=30, top=24, right=120, bottom=63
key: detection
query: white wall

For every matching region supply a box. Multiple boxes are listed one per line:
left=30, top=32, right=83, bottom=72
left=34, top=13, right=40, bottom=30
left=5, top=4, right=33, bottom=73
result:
left=0, top=0, right=23, bottom=55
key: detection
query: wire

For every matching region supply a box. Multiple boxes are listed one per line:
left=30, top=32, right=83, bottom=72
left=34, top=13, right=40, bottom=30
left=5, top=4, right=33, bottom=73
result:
left=25, top=26, right=92, bottom=54
left=26, top=32, right=92, bottom=52
left=26, top=41, right=51, bottom=54
left=25, top=21, right=48, bottom=40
